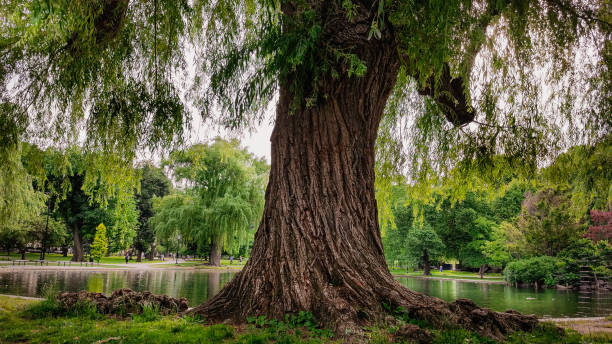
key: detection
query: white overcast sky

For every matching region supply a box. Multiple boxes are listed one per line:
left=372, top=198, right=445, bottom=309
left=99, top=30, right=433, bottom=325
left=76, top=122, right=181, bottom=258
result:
left=189, top=118, right=274, bottom=163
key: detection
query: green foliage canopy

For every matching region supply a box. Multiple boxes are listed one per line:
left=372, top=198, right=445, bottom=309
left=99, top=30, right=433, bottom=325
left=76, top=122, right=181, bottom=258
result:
left=134, top=164, right=171, bottom=255
left=402, top=222, right=446, bottom=269
left=152, top=139, right=267, bottom=255
left=0, top=0, right=608, bottom=196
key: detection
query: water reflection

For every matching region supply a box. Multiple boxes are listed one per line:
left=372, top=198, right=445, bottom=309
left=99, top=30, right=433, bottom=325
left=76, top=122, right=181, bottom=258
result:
left=1, top=270, right=610, bottom=317
left=0, top=270, right=235, bottom=305
left=395, top=277, right=612, bottom=318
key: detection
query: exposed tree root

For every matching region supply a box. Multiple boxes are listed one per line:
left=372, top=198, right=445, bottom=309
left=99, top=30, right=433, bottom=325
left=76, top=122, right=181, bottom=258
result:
left=187, top=270, right=537, bottom=342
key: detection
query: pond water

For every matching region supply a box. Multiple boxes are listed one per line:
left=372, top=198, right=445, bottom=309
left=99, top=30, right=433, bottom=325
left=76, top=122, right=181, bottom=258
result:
left=1, top=270, right=610, bottom=318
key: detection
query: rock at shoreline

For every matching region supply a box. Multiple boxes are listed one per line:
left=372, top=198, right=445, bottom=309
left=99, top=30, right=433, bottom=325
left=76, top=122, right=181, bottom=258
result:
left=56, top=288, right=189, bottom=315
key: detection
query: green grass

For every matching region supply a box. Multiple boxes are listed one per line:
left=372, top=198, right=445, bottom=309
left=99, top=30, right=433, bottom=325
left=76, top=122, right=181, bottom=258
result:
left=389, top=268, right=504, bottom=281
left=0, top=252, right=157, bottom=264
left=0, top=296, right=336, bottom=344
left=155, top=259, right=246, bottom=269
left=1, top=296, right=610, bottom=343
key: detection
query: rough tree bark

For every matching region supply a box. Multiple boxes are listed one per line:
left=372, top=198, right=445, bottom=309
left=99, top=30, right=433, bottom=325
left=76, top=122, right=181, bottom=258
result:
left=71, top=224, right=84, bottom=262
left=208, top=240, right=221, bottom=267
left=189, top=1, right=537, bottom=341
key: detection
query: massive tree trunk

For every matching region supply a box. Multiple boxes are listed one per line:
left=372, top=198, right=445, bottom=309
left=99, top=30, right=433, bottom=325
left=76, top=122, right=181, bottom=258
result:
left=208, top=240, right=221, bottom=267
left=190, top=2, right=537, bottom=341
left=71, top=224, right=84, bottom=262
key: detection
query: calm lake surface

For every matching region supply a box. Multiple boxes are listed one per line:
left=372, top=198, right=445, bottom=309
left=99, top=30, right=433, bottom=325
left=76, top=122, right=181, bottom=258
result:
left=1, top=270, right=610, bottom=318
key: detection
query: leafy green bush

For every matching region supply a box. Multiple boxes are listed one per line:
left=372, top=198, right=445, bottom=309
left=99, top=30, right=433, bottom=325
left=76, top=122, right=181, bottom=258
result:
left=556, top=239, right=612, bottom=287
left=504, top=256, right=563, bottom=287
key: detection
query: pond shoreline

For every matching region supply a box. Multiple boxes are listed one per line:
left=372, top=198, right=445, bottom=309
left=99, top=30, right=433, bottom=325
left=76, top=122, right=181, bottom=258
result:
left=393, top=274, right=506, bottom=284
left=0, top=293, right=607, bottom=324
left=0, top=263, right=241, bottom=273
left=3, top=264, right=509, bottom=282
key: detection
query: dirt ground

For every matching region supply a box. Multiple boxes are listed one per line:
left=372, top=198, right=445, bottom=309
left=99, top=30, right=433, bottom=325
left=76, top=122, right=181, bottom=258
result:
left=542, top=317, right=612, bottom=338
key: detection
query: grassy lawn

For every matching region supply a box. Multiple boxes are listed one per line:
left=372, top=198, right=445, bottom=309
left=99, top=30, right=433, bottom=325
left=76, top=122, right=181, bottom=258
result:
left=157, top=259, right=246, bottom=269
left=389, top=268, right=504, bottom=281
left=0, top=253, right=157, bottom=264
left=1, top=295, right=609, bottom=344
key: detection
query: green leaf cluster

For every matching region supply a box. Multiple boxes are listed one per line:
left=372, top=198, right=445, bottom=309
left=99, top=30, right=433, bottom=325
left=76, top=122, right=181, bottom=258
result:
left=151, top=138, right=268, bottom=256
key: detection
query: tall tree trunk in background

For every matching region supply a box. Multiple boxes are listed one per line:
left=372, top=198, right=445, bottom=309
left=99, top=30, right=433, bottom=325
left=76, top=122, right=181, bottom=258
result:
left=41, top=201, right=50, bottom=260
left=20, top=248, right=26, bottom=260
left=479, top=264, right=487, bottom=279
left=190, top=2, right=537, bottom=340
left=40, top=239, right=46, bottom=261
left=136, top=249, right=143, bottom=262
left=209, top=240, right=221, bottom=267
left=423, top=251, right=431, bottom=276
left=146, top=243, right=156, bottom=260
left=71, top=224, right=84, bottom=262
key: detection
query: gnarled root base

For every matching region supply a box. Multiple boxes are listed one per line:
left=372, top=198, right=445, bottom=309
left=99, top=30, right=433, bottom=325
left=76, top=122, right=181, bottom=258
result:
left=187, top=272, right=537, bottom=342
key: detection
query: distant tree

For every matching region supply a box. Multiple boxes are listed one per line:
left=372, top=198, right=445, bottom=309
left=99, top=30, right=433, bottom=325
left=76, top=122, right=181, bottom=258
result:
left=482, top=223, right=513, bottom=269
left=458, top=216, right=496, bottom=278
left=107, top=197, right=139, bottom=254
left=25, top=213, right=68, bottom=260
left=424, top=192, right=495, bottom=270
left=134, top=165, right=171, bottom=261
left=516, top=188, right=586, bottom=256
left=584, top=210, right=612, bottom=243
left=491, top=183, right=528, bottom=223
left=91, top=223, right=108, bottom=263
left=383, top=205, right=414, bottom=268
left=153, top=139, right=267, bottom=266
left=403, top=222, right=445, bottom=276
left=24, top=146, right=138, bottom=260
left=150, top=192, right=189, bottom=258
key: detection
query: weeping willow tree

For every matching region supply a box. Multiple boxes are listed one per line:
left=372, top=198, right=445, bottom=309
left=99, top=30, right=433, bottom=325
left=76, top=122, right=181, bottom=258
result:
left=152, top=138, right=267, bottom=266
left=0, top=0, right=611, bottom=340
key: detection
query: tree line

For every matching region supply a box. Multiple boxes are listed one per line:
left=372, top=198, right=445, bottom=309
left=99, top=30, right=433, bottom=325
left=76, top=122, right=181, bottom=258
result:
left=0, top=138, right=268, bottom=264
left=383, top=135, right=612, bottom=288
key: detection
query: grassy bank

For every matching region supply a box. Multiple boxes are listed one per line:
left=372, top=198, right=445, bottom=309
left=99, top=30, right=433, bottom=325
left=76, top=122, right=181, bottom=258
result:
left=0, top=253, right=248, bottom=267
left=159, top=260, right=245, bottom=269
left=0, top=253, right=157, bottom=264
left=389, top=268, right=504, bottom=281
left=1, top=295, right=609, bottom=344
